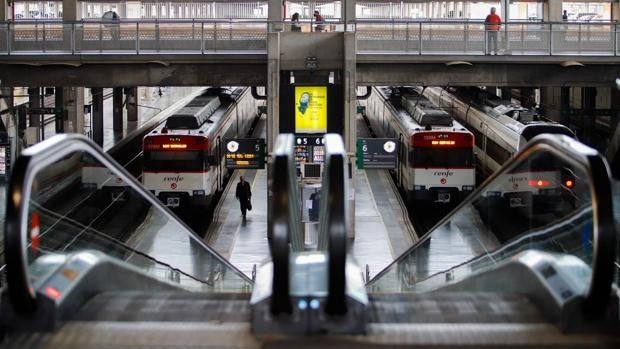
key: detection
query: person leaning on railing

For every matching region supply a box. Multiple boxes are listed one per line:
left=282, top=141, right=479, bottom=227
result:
left=313, top=10, right=325, bottom=32
left=291, top=12, right=301, bottom=32
left=485, top=7, right=502, bottom=55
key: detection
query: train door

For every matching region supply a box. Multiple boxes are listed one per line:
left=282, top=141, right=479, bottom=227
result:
left=480, top=123, right=489, bottom=177
left=216, top=136, right=222, bottom=191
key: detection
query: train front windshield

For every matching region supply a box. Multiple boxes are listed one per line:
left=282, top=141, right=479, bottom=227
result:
left=144, top=150, right=204, bottom=171
left=411, top=148, right=474, bottom=168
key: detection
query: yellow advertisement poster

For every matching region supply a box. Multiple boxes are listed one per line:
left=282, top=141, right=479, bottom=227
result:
left=295, top=86, right=327, bottom=133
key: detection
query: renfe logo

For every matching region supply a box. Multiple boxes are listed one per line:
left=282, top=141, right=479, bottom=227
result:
left=433, top=170, right=454, bottom=177
left=163, top=175, right=184, bottom=182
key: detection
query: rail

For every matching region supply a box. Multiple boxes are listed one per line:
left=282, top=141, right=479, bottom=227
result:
left=4, top=134, right=252, bottom=313
left=0, top=19, right=618, bottom=56
left=268, top=133, right=301, bottom=315
left=316, top=134, right=348, bottom=316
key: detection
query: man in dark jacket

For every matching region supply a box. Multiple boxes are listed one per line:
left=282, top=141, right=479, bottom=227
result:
left=235, top=176, right=252, bottom=218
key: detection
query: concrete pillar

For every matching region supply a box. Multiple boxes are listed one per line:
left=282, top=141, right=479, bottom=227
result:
left=27, top=88, right=42, bottom=144
left=267, top=32, right=280, bottom=153
left=91, top=87, right=103, bottom=146
left=268, top=0, right=283, bottom=31
left=560, top=86, right=570, bottom=125
left=62, top=0, right=79, bottom=20
left=113, top=87, right=123, bottom=132
left=63, top=86, right=84, bottom=134
left=520, top=87, right=535, bottom=108
left=54, top=87, right=64, bottom=133
left=545, top=0, right=562, bottom=22
left=582, top=87, right=597, bottom=144
left=343, top=32, right=357, bottom=236
left=343, top=0, right=356, bottom=26
left=500, top=87, right=511, bottom=101
left=614, top=1, right=620, bottom=21
left=126, top=87, right=138, bottom=123
left=1, top=0, right=12, bottom=20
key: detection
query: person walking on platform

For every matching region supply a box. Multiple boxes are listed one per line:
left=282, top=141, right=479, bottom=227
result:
left=562, top=10, right=569, bottom=21
left=235, top=176, right=252, bottom=218
left=485, top=7, right=502, bottom=55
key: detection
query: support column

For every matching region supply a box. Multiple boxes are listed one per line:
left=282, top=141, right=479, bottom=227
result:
left=62, top=0, right=79, bottom=20
left=544, top=0, right=563, bottom=22
left=126, top=87, right=138, bottom=128
left=344, top=32, right=357, bottom=237
left=266, top=27, right=280, bottom=233
left=342, top=0, right=356, bottom=27
left=582, top=87, right=597, bottom=144
left=27, top=88, right=41, bottom=145
left=520, top=87, right=535, bottom=108
left=268, top=0, right=283, bottom=30
left=113, top=87, right=123, bottom=132
left=91, top=87, right=103, bottom=146
left=54, top=87, right=64, bottom=133
left=1, top=0, right=12, bottom=20
left=500, top=87, right=511, bottom=101
left=614, top=1, right=620, bottom=21
left=560, top=86, right=570, bottom=125
left=63, top=87, right=84, bottom=134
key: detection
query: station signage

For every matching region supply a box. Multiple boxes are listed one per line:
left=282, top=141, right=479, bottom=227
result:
left=356, top=138, right=398, bottom=169
left=224, top=138, right=265, bottom=169
left=295, top=134, right=325, bottom=146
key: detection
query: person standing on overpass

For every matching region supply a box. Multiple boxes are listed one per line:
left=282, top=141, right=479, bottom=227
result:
left=485, top=7, right=502, bottom=55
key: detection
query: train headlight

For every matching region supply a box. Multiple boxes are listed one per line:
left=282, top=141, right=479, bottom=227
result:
left=564, top=179, right=574, bottom=188
left=193, top=190, right=206, bottom=196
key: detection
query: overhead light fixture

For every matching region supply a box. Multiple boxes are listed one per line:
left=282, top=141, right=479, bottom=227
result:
left=560, top=61, right=584, bottom=67
left=290, top=71, right=295, bottom=85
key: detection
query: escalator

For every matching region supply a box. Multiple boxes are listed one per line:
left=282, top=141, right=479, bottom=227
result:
left=0, top=133, right=618, bottom=347
left=366, top=134, right=618, bottom=333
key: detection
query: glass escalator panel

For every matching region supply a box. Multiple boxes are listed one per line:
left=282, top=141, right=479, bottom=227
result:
left=24, top=146, right=251, bottom=293
left=368, top=139, right=595, bottom=293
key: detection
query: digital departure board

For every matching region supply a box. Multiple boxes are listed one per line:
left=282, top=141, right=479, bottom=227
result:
left=357, top=138, right=398, bottom=169
left=225, top=138, right=265, bottom=169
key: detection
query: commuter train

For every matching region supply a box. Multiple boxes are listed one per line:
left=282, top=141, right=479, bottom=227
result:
left=365, top=86, right=475, bottom=205
left=420, top=86, right=577, bottom=209
left=142, top=87, right=259, bottom=210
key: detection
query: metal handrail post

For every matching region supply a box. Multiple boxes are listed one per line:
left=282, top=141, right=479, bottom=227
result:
left=71, top=22, right=75, bottom=54
left=549, top=23, right=553, bottom=55
left=42, top=22, right=46, bottom=53
left=201, top=21, right=205, bottom=54
left=418, top=22, right=422, bottom=55
left=213, top=22, right=217, bottom=52
left=136, top=22, right=139, bottom=54
left=405, top=22, right=409, bottom=53
left=578, top=23, right=582, bottom=54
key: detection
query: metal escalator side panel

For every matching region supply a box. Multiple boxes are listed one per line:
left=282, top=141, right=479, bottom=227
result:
left=366, top=134, right=616, bottom=319
left=268, top=134, right=294, bottom=315
left=4, top=134, right=252, bottom=314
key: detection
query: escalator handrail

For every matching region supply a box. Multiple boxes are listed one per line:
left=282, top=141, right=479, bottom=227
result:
left=321, top=134, right=348, bottom=316
left=269, top=134, right=294, bottom=315
left=4, top=134, right=252, bottom=313
left=367, top=134, right=616, bottom=317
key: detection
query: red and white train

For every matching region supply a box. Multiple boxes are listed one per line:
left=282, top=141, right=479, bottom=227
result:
left=364, top=86, right=475, bottom=205
left=142, top=87, right=259, bottom=210
left=420, top=86, right=577, bottom=210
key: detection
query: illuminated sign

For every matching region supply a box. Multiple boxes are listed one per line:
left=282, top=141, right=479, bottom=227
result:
left=295, top=134, right=325, bottom=146
left=357, top=138, right=398, bottom=169
left=224, top=138, right=265, bottom=169
left=295, top=86, right=327, bottom=134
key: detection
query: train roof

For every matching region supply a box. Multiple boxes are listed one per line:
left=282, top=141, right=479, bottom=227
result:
left=146, top=87, right=245, bottom=139
left=377, top=87, right=470, bottom=135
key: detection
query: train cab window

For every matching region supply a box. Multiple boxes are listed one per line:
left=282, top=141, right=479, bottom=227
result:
left=144, top=151, right=204, bottom=171
left=410, top=148, right=474, bottom=168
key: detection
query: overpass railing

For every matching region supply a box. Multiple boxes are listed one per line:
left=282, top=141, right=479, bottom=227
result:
left=0, top=19, right=618, bottom=56
left=0, top=19, right=268, bottom=54
left=355, top=20, right=620, bottom=56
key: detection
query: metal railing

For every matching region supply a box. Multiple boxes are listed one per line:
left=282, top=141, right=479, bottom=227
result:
left=0, top=19, right=618, bottom=56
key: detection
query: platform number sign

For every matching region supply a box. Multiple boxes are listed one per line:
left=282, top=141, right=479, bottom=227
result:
left=357, top=138, right=398, bottom=169
left=225, top=138, right=265, bottom=169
